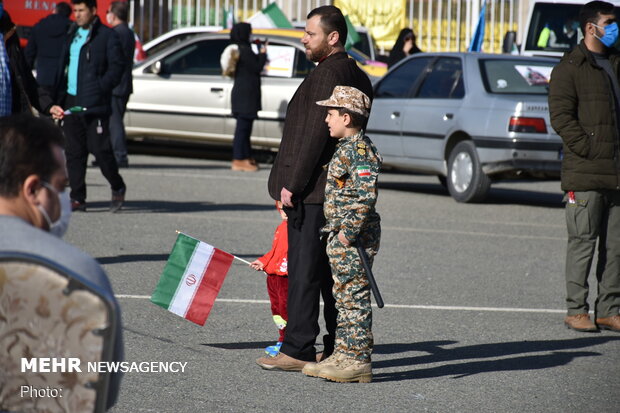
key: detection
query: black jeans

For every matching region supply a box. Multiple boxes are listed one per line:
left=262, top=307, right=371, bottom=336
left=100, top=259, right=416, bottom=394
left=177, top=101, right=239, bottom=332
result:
left=279, top=203, right=337, bottom=361
left=232, top=115, right=254, bottom=160
left=62, top=98, right=125, bottom=202
left=110, top=94, right=129, bottom=164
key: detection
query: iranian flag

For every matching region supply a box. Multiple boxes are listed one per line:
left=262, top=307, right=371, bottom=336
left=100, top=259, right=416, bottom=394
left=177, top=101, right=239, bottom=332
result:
left=248, top=2, right=293, bottom=29
left=151, top=233, right=234, bottom=326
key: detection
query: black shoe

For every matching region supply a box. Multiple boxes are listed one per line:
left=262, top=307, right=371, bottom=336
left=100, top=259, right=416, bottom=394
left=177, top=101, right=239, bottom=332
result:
left=71, top=200, right=87, bottom=212
left=91, top=159, right=99, bottom=167
left=110, top=187, right=126, bottom=213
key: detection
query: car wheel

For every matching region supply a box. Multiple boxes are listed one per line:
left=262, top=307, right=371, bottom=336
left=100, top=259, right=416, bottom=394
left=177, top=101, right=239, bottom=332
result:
left=447, top=141, right=490, bottom=203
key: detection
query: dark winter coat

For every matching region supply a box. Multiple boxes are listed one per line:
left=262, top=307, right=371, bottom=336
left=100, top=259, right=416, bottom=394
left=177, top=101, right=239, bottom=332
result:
left=24, top=13, right=71, bottom=88
left=112, top=22, right=135, bottom=97
left=230, top=23, right=266, bottom=117
left=268, top=52, right=373, bottom=204
left=54, top=17, right=124, bottom=116
left=549, top=41, right=620, bottom=191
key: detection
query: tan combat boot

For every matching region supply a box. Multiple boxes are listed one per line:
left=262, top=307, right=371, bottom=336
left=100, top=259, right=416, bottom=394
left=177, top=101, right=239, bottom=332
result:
left=302, top=352, right=345, bottom=378
left=318, top=356, right=372, bottom=383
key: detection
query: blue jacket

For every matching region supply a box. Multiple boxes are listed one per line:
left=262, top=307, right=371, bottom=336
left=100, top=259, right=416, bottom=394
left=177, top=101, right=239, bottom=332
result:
left=54, top=16, right=123, bottom=116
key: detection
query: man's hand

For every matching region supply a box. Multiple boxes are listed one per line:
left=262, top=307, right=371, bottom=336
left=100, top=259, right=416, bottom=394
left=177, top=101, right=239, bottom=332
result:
left=50, top=105, right=65, bottom=120
left=338, top=231, right=350, bottom=246
left=249, top=259, right=264, bottom=271
left=280, top=187, right=294, bottom=208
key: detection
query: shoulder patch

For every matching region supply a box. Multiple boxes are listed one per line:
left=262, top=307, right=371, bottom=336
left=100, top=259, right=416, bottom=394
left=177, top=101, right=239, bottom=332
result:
left=357, top=165, right=371, bottom=177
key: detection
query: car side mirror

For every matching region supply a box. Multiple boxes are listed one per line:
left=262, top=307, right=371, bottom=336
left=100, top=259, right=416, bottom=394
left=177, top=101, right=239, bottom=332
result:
left=151, top=60, right=163, bottom=75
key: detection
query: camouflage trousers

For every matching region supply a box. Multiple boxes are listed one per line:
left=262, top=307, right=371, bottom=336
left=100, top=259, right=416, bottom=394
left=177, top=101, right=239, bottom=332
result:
left=326, top=223, right=381, bottom=362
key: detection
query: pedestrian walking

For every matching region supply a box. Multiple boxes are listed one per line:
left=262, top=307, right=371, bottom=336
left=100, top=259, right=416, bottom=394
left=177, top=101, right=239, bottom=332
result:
left=249, top=201, right=289, bottom=357
left=24, top=2, right=71, bottom=95
left=106, top=0, right=135, bottom=168
left=548, top=0, right=620, bottom=333
left=229, top=22, right=267, bottom=172
left=300, top=85, right=380, bottom=383
left=257, top=5, right=373, bottom=372
left=49, top=0, right=126, bottom=213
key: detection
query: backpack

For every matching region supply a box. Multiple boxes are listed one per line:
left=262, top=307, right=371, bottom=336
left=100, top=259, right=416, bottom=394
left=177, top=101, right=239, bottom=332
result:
left=220, top=44, right=239, bottom=78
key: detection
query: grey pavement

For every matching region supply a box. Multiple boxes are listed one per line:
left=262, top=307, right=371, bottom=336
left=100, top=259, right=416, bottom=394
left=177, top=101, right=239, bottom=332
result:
left=65, top=154, right=619, bottom=413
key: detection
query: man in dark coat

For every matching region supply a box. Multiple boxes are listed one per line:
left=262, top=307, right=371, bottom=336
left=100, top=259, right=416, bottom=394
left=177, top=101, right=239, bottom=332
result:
left=106, top=1, right=135, bottom=167
left=257, top=5, right=373, bottom=371
left=230, top=22, right=267, bottom=172
left=49, top=0, right=126, bottom=213
left=24, top=2, right=71, bottom=94
left=548, top=0, right=620, bottom=333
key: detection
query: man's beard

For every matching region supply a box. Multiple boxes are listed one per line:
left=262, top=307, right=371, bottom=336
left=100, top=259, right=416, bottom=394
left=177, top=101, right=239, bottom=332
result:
left=306, top=41, right=332, bottom=62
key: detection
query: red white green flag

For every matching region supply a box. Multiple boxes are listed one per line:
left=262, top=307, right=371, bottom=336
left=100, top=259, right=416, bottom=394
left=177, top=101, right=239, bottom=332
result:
left=151, top=233, right=234, bottom=326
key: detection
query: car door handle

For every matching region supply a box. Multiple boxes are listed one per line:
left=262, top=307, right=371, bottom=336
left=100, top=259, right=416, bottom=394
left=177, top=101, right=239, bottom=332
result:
left=443, top=113, right=454, bottom=120
left=391, top=111, right=400, bottom=119
left=210, top=88, right=224, bottom=93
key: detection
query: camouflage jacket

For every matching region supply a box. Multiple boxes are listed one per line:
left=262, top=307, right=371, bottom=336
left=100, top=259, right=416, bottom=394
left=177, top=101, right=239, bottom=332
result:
left=322, top=130, right=382, bottom=242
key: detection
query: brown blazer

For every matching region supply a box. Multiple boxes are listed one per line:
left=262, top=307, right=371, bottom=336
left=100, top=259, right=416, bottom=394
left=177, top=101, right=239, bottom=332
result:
left=268, top=52, right=373, bottom=204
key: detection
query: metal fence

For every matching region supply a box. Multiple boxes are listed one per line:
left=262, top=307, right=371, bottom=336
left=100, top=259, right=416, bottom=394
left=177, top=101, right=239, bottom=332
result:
left=130, top=0, right=524, bottom=53
left=130, top=0, right=331, bottom=43
left=406, top=0, right=524, bottom=54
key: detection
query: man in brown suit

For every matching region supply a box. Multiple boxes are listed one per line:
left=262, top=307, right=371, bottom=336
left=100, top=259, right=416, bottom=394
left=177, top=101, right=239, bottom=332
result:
left=257, top=5, right=373, bottom=371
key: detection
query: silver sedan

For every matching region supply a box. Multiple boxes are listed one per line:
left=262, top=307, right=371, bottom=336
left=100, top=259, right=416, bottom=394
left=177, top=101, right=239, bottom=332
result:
left=125, top=31, right=315, bottom=150
left=367, top=52, right=561, bottom=203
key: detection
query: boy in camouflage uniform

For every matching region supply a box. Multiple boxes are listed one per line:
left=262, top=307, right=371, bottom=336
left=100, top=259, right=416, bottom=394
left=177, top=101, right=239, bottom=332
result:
left=302, top=85, right=381, bottom=383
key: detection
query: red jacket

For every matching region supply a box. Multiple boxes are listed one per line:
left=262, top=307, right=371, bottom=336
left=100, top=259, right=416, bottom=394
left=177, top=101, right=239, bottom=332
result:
left=258, top=220, right=288, bottom=276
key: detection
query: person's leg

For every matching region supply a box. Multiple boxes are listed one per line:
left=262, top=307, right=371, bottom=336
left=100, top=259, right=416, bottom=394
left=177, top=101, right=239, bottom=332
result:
left=565, top=190, right=603, bottom=316
left=327, top=228, right=380, bottom=362
left=275, top=275, right=288, bottom=342
left=86, top=116, right=126, bottom=194
left=316, top=226, right=380, bottom=382
left=279, top=204, right=330, bottom=362
left=595, top=191, right=620, bottom=319
left=264, top=275, right=284, bottom=355
left=109, top=95, right=129, bottom=166
left=62, top=114, right=89, bottom=204
left=232, top=116, right=254, bottom=160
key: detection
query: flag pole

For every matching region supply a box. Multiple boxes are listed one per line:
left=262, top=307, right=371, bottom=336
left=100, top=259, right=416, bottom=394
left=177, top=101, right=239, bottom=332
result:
left=175, top=230, right=254, bottom=266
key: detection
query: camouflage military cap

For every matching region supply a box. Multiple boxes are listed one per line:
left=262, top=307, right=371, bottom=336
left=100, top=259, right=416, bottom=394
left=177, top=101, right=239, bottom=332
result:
left=316, top=85, right=371, bottom=117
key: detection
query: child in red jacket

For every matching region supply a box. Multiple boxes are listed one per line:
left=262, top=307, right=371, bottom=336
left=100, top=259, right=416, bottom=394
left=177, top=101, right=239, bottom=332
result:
left=250, top=201, right=288, bottom=357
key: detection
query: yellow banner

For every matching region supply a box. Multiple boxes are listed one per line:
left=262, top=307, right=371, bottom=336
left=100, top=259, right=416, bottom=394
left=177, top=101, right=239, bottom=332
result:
left=334, top=0, right=406, bottom=52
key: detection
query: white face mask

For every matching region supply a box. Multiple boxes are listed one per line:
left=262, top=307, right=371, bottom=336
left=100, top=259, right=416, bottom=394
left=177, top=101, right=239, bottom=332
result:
left=38, top=181, right=72, bottom=238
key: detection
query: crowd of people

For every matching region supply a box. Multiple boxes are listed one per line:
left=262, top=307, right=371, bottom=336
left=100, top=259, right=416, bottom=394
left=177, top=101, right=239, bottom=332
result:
left=1, top=0, right=620, bottom=409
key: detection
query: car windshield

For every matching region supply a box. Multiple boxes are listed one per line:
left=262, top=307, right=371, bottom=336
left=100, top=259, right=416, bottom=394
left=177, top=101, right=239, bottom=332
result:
left=480, top=59, right=556, bottom=95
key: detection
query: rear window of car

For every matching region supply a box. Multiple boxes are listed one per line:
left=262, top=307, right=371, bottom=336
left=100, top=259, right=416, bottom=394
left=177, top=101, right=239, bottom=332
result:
left=480, top=59, right=556, bottom=95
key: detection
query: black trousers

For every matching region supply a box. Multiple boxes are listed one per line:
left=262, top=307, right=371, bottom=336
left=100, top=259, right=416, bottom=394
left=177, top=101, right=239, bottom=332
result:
left=279, top=204, right=337, bottom=361
left=62, top=101, right=125, bottom=202
left=232, top=115, right=254, bottom=160
left=110, top=94, right=130, bottom=164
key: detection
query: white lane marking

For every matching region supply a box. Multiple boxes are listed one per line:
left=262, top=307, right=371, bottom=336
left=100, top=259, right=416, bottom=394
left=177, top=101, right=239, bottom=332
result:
left=123, top=169, right=266, bottom=181
left=383, top=226, right=565, bottom=241
left=119, top=295, right=564, bottom=313
left=146, top=213, right=565, bottom=241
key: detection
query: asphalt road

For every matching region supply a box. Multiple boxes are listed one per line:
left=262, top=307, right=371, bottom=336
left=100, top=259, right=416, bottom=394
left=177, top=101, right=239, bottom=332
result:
left=64, top=153, right=619, bottom=413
